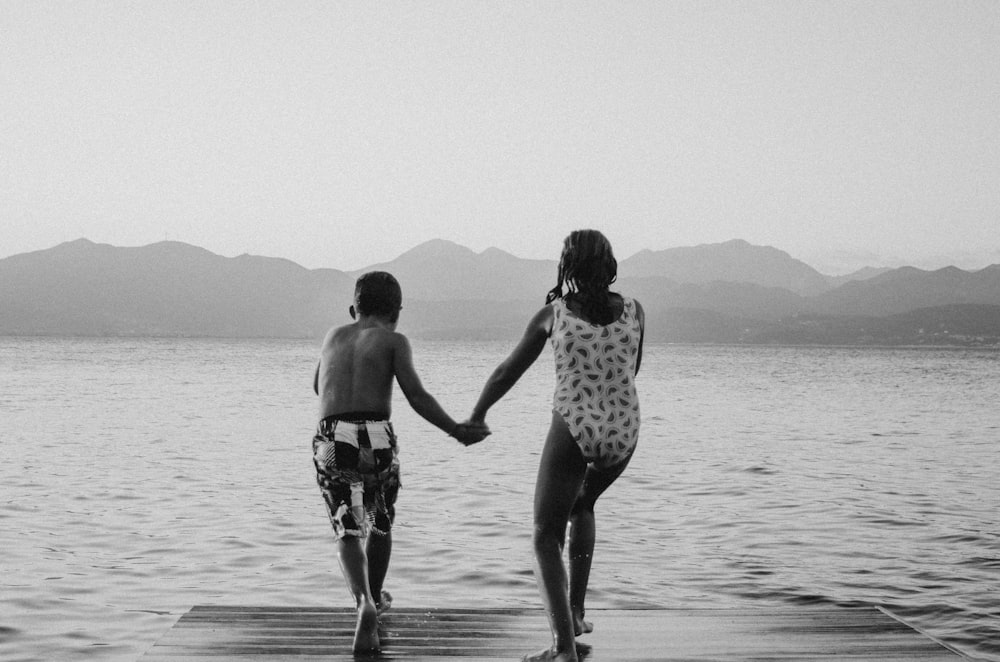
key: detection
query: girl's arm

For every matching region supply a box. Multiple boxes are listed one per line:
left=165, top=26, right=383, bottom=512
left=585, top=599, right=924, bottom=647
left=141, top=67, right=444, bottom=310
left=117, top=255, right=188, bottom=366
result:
left=470, top=305, right=553, bottom=423
left=634, top=299, right=646, bottom=375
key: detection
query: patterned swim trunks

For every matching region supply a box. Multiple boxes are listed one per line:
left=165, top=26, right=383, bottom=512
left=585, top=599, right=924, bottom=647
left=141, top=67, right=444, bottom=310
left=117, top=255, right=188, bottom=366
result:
left=312, top=413, right=401, bottom=540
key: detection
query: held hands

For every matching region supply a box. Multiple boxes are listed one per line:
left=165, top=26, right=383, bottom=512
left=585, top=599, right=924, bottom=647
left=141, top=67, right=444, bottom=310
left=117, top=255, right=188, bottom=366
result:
left=451, top=420, right=491, bottom=446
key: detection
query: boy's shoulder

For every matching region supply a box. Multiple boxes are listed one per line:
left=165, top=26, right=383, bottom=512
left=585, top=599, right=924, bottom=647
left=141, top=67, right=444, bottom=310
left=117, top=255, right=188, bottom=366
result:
left=326, top=322, right=406, bottom=348
left=324, top=322, right=355, bottom=344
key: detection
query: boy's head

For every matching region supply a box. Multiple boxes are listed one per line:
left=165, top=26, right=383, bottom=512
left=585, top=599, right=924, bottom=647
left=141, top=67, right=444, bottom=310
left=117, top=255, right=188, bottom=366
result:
left=352, top=271, right=402, bottom=323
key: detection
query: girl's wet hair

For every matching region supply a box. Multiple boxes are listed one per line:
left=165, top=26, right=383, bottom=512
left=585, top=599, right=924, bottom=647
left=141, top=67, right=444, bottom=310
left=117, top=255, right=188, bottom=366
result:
left=546, top=230, right=618, bottom=322
left=355, top=271, right=402, bottom=321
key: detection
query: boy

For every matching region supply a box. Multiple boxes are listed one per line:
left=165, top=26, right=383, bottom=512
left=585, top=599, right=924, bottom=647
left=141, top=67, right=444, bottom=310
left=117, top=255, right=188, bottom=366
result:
left=311, top=271, right=488, bottom=653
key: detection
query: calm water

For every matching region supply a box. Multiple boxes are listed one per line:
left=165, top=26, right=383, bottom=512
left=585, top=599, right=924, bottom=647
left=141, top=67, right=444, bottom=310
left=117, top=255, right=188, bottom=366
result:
left=1, top=337, right=998, bottom=661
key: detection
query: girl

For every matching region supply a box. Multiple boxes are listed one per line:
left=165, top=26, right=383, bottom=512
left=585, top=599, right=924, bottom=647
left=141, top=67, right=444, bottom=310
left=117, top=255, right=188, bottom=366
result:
left=468, top=230, right=645, bottom=662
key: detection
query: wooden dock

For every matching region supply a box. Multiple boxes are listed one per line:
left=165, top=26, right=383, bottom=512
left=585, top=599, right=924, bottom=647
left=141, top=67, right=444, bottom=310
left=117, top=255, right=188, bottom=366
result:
left=141, top=605, right=967, bottom=661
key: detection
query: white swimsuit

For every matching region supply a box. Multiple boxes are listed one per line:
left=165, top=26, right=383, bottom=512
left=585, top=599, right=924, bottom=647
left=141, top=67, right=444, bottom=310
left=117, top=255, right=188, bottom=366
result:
left=550, top=296, right=641, bottom=468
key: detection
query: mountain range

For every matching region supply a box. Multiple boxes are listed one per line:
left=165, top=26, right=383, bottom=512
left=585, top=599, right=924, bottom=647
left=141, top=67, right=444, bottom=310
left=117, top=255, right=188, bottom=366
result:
left=2, top=238, right=999, bottom=345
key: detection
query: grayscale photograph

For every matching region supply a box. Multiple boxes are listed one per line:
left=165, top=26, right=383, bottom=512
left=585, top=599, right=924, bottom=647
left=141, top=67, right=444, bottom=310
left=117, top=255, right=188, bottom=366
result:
left=2, top=3, right=998, bottom=661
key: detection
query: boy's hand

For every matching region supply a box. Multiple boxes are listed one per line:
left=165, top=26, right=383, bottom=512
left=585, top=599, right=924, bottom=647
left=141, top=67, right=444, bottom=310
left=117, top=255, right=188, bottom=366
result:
left=452, top=421, right=491, bottom=446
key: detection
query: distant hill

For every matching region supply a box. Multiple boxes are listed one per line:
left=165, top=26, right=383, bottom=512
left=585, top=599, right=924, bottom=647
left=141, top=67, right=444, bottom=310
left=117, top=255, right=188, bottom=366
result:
left=634, top=304, right=1000, bottom=345
left=619, top=239, right=831, bottom=295
left=0, top=239, right=354, bottom=338
left=617, top=276, right=804, bottom=321
left=824, top=266, right=893, bottom=289
left=1, top=238, right=998, bottom=344
left=364, top=237, right=881, bottom=301
left=808, top=265, right=1000, bottom=316
left=353, top=239, right=554, bottom=301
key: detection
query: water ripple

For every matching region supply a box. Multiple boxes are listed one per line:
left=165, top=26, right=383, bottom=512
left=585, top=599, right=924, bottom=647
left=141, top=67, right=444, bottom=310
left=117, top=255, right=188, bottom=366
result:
left=3, top=339, right=999, bottom=661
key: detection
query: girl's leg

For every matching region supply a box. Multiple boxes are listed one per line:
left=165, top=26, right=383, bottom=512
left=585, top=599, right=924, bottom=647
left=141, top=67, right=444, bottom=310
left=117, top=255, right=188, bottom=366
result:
left=525, top=412, right=588, bottom=662
left=568, top=452, right=633, bottom=635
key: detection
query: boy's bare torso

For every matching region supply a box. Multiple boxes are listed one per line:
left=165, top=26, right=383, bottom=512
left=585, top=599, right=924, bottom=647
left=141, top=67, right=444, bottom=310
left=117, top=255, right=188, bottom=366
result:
left=316, top=322, right=399, bottom=420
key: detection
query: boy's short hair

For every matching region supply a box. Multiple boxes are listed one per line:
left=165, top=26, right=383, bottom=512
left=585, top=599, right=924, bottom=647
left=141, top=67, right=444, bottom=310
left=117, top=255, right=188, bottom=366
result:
left=354, top=271, right=402, bottom=320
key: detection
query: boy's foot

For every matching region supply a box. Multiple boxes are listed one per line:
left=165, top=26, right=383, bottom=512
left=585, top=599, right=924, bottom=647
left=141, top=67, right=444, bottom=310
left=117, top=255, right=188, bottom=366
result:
left=521, top=646, right=580, bottom=662
left=376, top=590, right=393, bottom=615
left=352, top=602, right=380, bottom=654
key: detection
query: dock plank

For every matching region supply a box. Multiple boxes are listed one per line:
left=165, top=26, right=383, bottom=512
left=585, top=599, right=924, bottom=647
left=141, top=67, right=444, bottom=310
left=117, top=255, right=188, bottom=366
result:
left=141, top=606, right=966, bottom=661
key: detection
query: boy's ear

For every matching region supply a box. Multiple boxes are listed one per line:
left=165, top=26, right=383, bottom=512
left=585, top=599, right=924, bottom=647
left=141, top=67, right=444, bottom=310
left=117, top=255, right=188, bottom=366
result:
left=349, top=305, right=357, bottom=320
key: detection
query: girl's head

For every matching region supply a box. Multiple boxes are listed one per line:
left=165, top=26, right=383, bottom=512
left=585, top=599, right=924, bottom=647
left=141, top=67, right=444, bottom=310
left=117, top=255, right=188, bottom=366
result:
left=546, top=230, right=617, bottom=304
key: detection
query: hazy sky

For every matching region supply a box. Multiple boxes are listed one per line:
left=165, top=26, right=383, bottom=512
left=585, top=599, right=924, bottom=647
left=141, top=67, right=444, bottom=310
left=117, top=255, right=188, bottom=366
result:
left=3, top=1, right=998, bottom=273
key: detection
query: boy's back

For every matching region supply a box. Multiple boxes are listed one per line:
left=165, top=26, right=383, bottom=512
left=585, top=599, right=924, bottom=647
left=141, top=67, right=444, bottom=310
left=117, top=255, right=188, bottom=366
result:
left=317, top=322, right=400, bottom=420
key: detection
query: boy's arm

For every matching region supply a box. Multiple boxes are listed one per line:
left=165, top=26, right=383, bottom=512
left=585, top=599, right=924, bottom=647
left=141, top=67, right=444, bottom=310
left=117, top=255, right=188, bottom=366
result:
left=392, top=334, right=459, bottom=435
left=470, top=305, right=552, bottom=423
left=313, top=360, right=320, bottom=395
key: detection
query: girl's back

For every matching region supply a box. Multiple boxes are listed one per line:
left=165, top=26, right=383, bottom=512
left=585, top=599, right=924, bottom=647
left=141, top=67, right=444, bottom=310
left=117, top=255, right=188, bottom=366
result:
left=549, top=293, right=642, bottom=468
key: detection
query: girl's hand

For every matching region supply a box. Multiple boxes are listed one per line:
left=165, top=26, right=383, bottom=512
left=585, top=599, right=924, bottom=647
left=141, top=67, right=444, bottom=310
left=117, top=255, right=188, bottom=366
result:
left=453, top=420, right=491, bottom=446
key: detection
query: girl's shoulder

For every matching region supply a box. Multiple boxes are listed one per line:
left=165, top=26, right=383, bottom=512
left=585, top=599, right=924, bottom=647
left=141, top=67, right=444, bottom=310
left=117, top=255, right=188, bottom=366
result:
left=563, top=291, right=626, bottom=326
left=531, top=303, right=556, bottom=332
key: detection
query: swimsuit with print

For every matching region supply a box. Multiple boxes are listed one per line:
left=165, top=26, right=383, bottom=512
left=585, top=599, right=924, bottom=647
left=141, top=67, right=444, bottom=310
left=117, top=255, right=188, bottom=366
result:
left=550, top=296, right=641, bottom=468
left=312, top=411, right=400, bottom=539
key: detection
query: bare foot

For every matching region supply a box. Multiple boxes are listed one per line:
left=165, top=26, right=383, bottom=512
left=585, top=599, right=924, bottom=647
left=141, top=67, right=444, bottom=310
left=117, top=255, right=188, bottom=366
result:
left=376, top=589, right=392, bottom=616
left=573, top=613, right=593, bottom=636
left=576, top=640, right=592, bottom=656
left=352, top=601, right=380, bottom=654
left=521, top=646, right=578, bottom=662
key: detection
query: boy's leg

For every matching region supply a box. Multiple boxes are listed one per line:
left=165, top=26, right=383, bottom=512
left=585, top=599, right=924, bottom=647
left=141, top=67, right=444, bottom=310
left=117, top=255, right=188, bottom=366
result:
left=525, top=412, right=588, bottom=662
left=337, top=536, right=380, bottom=653
left=568, top=454, right=632, bottom=636
left=366, top=530, right=392, bottom=611
left=367, top=463, right=399, bottom=613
